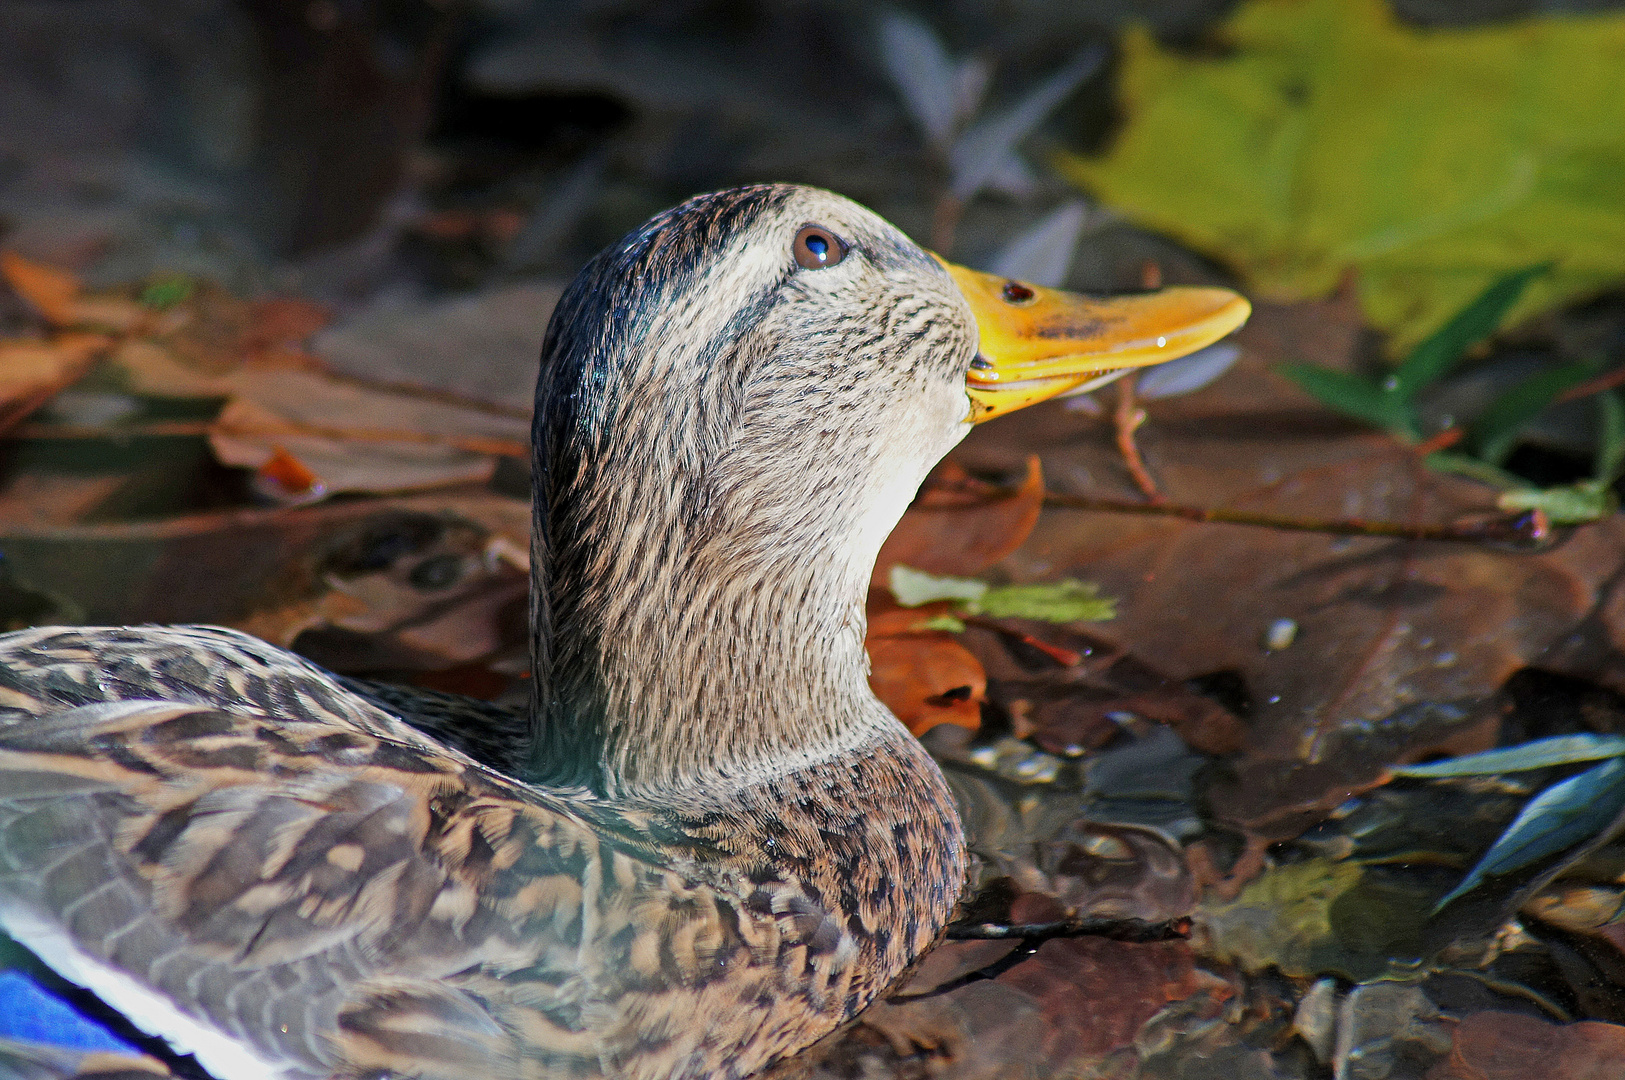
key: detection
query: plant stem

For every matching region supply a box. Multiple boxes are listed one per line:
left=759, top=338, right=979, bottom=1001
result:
left=1113, top=376, right=1161, bottom=501
left=1040, top=489, right=1551, bottom=546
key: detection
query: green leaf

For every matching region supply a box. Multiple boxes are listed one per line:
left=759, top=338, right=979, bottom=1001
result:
left=140, top=276, right=194, bottom=310
left=1595, top=388, right=1625, bottom=484
left=1393, top=733, right=1625, bottom=778
left=1497, top=479, right=1618, bottom=525
left=1423, top=451, right=1528, bottom=490
left=1470, top=361, right=1595, bottom=465
left=1056, top=0, right=1625, bottom=355
left=1275, top=364, right=1415, bottom=437
left=1435, top=757, right=1625, bottom=910
left=1392, top=263, right=1551, bottom=399
left=889, top=565, right=988, bottom=607
left=971, top=580, right=1116, bottom=622
left=915, top=614, right=967, bottom=632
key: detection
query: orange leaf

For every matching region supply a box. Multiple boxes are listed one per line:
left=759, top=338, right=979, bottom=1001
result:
left=872, top=455, right=1044, bottom=587
left=0, top=333, right=109, bottom=434
left=256, top=445, right=324, bottom=501
left=1, top=251, right=80, bottom=326
left=866, top=592, right=987, bottom=739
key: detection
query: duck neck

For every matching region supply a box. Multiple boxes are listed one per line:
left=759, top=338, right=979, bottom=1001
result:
left=524, top=424, right=910, bottom=800
left=526, top=531, right=891, bottom=799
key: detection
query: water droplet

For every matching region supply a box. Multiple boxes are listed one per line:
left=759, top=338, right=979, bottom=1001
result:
left=1263, top=618, right=1298, bottom=651
left=1156, top=336, right=1167, bottom=348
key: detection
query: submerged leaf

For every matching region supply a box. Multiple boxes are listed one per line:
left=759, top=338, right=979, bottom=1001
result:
left=890, top=564, right=988, bottom=607
left=1392, top=733, right=1625, bottom=778
left=975, top=580, right=1116, bottom=623
left=1436, top=757, right=1625, bottom=910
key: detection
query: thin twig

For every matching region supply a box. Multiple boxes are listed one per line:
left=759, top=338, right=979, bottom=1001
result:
left=960, top=615, right=1082, bottom=666
left=1113, top=376, right=1160, bottom=501
left=1555, top=366, right=1625, bottom=405
left=1040, top=489, right=1552, bottom=546
left=1413, top=426, right=1465, bottom=455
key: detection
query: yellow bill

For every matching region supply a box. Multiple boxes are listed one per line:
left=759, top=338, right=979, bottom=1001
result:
left=942, top=261, right=1252, bottom=424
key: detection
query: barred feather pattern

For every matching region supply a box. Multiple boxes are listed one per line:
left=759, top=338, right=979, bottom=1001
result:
left=0, top=626, right=964, bottom=1080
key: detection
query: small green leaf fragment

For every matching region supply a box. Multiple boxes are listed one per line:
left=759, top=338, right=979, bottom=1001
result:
left=1275, top=364, right=1415, bottom=437
left=1393, top=733, right=1625, bottom=778
left=1423, top=451, right=1528, bottom=489
left=1595, top=389, right=1625, bottom=484
left=1393, top=263, right=1551, bottom=399
left=1469, top=360, right=1594, bottom=465
left=1497, top=480, right=1617, bottom=525
left=140, top=276, right=194, bottom=310
left=1435, top=756, right=1625, bottom=911
left=915, top=615, right=967, bottom=632
left=972, top=579, right=1116, bottom=622
left=889, top=565, right=988, bottom=607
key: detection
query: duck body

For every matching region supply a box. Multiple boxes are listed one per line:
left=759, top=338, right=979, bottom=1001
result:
left=0, top=185, right=1248, bottom=1079
left=0, top=625, right=961, bottom=1080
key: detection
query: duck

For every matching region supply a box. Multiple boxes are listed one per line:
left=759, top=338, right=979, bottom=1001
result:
left=0, top=185, right=1248, bottom=1080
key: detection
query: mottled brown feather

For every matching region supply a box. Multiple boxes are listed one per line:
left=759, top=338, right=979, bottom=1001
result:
left=0, top=186, right=974, bottom=1080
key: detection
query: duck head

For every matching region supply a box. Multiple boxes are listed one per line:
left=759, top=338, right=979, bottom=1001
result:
left=529, top=185, right=1247, bottom=799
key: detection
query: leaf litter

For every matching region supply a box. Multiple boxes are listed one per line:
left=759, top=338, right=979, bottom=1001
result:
left=8, top=183, right=1625, bottom=1080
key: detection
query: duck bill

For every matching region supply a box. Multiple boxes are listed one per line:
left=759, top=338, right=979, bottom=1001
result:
left=942, top=262, right=1252, bottom=424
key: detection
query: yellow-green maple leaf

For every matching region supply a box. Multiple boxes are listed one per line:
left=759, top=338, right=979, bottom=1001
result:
left=1059, top=0, right=1625, bottom=352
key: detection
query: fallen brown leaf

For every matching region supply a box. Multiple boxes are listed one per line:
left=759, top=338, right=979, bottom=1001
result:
left=1, top=251, right=79, bottom=326
left=871, top=455, right=1044, bottom=588
left=0, top=334, right=110, bottom=435
left=957, top=299, right=1617, bottom=837
left=207, top=368, right=531, bottom=497
left=866, top=594, right=985, bottom=737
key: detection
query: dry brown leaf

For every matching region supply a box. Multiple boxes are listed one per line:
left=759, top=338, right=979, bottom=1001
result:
left=207, top=368, right=530, bottom=497
left=956, top=298, right=1618, bottom=836
left=866, top=595, right=985, bottom=737
left=0, top=251, right=147, bottom=332
left=0, top=250, right=79, bottom=325
left=0, top=334, right=110, bottom=435
left=240, top=297, right=333, bottom=360
left=0, top=493, right=529, bottom=633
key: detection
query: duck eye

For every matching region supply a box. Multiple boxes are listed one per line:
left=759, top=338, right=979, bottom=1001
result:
left=793, top=225, right=847, bottom=270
